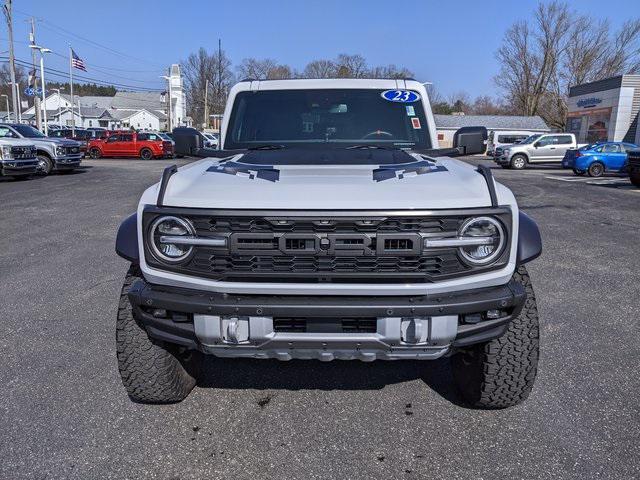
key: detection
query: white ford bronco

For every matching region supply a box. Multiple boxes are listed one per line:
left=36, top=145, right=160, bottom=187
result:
left=115, top=79, right=542, bottom=408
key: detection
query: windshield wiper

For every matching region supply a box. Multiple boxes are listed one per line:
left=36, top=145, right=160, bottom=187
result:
left=247, top=144, right=286, bottom=150
left=345, top=144, right=394, bottom=150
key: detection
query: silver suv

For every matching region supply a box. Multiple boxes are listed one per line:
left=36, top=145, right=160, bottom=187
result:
left=496, top=133, right=579, bottom=169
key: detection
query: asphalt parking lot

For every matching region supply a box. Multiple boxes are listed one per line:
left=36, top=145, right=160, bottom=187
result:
left=1, top=157, right=639, bottom=479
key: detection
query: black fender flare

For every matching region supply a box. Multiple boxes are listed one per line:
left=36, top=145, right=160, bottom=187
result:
left=517, top=211, right=542, bottom=265
left=115, top=213, right=139, bottom=263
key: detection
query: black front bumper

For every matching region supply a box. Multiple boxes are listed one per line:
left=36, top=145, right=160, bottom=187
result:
left=53, top=156, right=82, bottom=170
left=1, top=159, right=38, bottom=176
left=128, top=278, right=526, bottom=353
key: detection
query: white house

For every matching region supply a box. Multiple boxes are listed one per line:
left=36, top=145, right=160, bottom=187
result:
left=22, top=64, right=188, bottom=131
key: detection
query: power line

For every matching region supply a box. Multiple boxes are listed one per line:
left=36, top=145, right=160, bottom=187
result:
left=0, top=37, right=164, bottom=75
left=2, top=57, right=165, bottom=91
left=12, top=9, right=166, bottom=69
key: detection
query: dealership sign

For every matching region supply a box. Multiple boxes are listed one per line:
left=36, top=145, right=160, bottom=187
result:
left=577, top=97, right=602, bottom=108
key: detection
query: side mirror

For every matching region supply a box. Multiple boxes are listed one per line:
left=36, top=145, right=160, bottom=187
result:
left=452, top=126, right=488, bottom=155
left=533, top=143, right=540, bottom=148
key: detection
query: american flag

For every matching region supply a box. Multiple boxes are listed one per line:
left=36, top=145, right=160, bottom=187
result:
left=71, top=49, right=86, bottom=71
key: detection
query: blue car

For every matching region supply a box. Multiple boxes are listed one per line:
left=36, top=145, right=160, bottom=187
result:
left=562, top=141, right=639, bottom=177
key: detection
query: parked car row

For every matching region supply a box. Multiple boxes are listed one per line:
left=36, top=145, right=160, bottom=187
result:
left=46, top=127, right=175, bottom=160
left=488, top=130, right=640, bottom=183
left=87, top=131, right=174, bottom=160
left=0, top=123, right=83, bottom=179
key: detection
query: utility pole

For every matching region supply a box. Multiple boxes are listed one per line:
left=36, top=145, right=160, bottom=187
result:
left=2, top=0, right=19, bottom=120
left=217, top=38, right=222, bottom=116
left=203, top=80, right=209, bottom=129
left=29, top=17, right=41, bottom=130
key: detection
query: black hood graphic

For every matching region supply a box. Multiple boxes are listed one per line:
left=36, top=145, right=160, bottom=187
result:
left=373, top=160, right=448, bottom=182
left=206, top=161, right=280, bottom=182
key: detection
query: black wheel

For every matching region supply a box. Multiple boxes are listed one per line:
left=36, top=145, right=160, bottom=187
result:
left=36, top=154, right=53, bottom=176
left=587, top=162, right=604, bottom=177
left=452, top=265, right=539, bottom=409
left=140, top=148, right=153, bottom=160
left=510, top=154, right=527, bottom=170
left=630, top=171, right=640, bottom=188
left=572, top=168, right=585, bottom=176
left=116, top=266, right=197, bottom=403
left=89, top=148, right=102, bottom=159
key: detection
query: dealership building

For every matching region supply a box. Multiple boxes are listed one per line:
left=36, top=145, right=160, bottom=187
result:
left=567, top=74, right=640, bottom=144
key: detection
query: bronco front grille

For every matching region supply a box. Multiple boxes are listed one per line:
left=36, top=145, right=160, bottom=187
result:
left=143, top=208, right=512, bottom=283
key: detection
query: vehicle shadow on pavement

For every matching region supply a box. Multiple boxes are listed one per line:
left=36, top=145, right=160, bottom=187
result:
left=196, top=356, right=464, bottom=406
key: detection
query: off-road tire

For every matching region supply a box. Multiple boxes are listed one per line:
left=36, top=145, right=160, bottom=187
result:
left=36, top=154, right=53, bottom=175
left=140, top=148, right=153, bottom=160
left=116, top=266, right=196, bottom=403
left=588, top=162, right=604, bottom=177
left=510, top=154, right=528, bottom=170
left=452, top=265, right=539, bottom=409
left=630, top=171, right=640, bottom=188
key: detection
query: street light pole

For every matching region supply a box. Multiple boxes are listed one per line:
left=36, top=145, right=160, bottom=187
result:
left=30, top=44, right=51, bottom=135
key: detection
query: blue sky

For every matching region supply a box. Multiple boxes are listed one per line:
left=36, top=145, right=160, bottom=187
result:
left=5, top=0, right=636, bottom=99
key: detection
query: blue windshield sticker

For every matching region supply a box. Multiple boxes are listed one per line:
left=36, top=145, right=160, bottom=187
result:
left=406, top=105, right=415, bottom=116
left=381, top=90, right=420, bottom=103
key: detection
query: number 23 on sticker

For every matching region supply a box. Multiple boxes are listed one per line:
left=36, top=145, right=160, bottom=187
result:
left=381, top=90, right=420, bottom=103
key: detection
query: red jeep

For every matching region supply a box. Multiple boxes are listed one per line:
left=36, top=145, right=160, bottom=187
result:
left=88, top=131, right=173, bottom=160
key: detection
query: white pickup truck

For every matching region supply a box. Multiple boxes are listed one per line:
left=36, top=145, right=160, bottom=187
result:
left=115, top=78, right=542, bottom=408
left=495, top=132, right=584, bottom=169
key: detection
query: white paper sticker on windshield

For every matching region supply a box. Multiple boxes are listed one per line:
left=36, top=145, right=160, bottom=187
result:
left=406, top=106, right=415, bottom=116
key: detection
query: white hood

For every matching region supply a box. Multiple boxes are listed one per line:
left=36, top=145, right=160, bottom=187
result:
left=150, top=154, right=500, bottom=210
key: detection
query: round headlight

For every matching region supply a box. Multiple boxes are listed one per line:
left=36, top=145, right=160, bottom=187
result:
left=458, top=216, right=505, bottom=265
left=149, top=216, right=195, bottom=263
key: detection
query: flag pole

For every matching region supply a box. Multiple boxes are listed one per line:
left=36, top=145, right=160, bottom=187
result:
left=69, top=45, right=75, bottom=135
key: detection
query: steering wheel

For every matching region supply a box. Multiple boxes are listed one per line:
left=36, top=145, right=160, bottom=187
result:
left=361, top=130, right=394, bottom=139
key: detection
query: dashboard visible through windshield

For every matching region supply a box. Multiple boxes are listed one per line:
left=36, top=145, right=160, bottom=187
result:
left=224, top=89, right=432, bottom=150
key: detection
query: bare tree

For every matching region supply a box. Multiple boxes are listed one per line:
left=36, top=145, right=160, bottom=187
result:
left=0, top=63, right=26, bottom=110
left=496, top=1, right=640, bottom=129
left=182, top=46, right=233, bottom=125
left=335, top=54, right=368, bottom=78
left=368, top=64, right=414, bottom=79
left=303, top=59, right=336, bottom=78
left=447, top=91, right=472, bottom=113
left=237, top=58, right=293, bottom=80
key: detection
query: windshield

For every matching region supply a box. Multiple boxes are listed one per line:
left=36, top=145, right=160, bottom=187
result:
left=14, top=125, right=46, bottom=138
left=158, top=133, right=171, bottom=141
left=225, top=89, right=431, bottom=150
left=519, top=134, right=542, bottom=145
